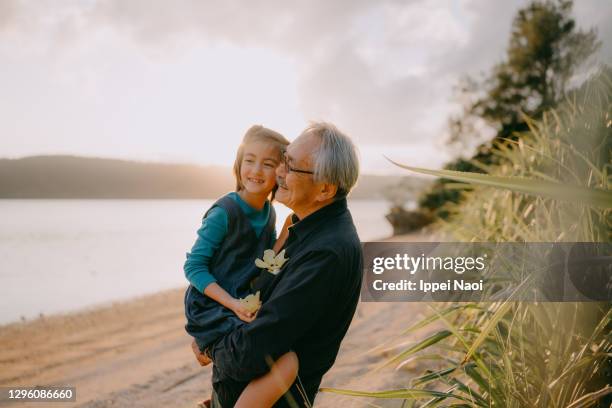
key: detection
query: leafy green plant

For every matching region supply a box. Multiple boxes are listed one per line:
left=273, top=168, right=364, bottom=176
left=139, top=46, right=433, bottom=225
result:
left=416, top=0, right=601, bottom=220
left=322, top=68, right=612, bottom=407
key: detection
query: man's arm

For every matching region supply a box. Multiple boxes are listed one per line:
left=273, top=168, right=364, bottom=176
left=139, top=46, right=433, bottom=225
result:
left=210, top=250, right=339, bottom=382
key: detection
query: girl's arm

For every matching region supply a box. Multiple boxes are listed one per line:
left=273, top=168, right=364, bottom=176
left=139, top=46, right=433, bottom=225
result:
left=184, top=207, right=253, bottom=322
left=204, top=283, right=254, bottom=322
left=184, top=207, right=226, bottom=293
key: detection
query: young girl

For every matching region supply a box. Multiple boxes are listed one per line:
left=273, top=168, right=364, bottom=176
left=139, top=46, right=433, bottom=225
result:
left=184, top=125, right=297, bottom=408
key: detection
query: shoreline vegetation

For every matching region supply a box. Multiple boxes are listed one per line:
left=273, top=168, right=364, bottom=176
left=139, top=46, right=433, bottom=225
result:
left=322, top=66, right=612, bottom=407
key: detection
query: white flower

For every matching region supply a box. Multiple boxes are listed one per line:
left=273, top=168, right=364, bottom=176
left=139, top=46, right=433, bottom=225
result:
left=255, top=249, right=288, bottom=275
left=239, top=291, right=261, bottom=313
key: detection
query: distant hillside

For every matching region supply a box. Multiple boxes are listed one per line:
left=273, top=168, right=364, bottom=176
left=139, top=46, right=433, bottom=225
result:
left=349, top=174, right=409, bottom=200
left=0, top=156, right=234, bottom=199
left=0, top=155, right=423, bottom=200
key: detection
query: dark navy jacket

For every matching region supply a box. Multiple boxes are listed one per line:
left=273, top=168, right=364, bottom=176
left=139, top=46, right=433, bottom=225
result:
left=210, top=198, right=363, bottom=407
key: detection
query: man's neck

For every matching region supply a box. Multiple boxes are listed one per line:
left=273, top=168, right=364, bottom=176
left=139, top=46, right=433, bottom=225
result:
left=294, top=198, right=335, bottom=220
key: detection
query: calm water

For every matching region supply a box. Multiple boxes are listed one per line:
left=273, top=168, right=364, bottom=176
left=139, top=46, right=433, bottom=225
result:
left=0, top=199, right=392, bottom=325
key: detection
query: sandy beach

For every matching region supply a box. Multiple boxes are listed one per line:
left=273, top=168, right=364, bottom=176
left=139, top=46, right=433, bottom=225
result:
left=0, top=234, right=438, bottom=408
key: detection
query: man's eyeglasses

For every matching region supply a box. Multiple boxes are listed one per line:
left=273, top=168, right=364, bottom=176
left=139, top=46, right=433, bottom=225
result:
left=282, top=153, right=314, bottom=175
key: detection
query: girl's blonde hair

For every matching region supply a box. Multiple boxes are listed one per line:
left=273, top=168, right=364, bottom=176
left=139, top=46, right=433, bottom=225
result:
left=233, top=125, right=290, bottom=199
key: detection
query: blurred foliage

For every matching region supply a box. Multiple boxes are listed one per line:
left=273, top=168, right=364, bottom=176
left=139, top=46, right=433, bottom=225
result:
left=384, top=177, right=434, bottom=234
left=466, top=0, right=599, bottom=142
left=385, top=206, right=433, bottom=235
left=414, top=0, right=601, bottom=224
left=325, top=65, right=612, bottom=407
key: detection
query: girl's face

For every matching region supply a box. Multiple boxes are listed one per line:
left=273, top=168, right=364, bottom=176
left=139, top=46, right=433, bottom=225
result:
left=240, top=141, right=281, bottom=197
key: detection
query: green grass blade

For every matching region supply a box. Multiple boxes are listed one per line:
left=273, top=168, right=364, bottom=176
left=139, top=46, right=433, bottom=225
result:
left=401, top=304, right=481, bottom=335
left=447, top=377, right=489, bottom=407
left=565, top=385, right=612, bottom=408
left=462, top=302, right=513, bottom=364
left=319, top=387, right=472, bottom=403
left=377, top=330, right=453, bottom=370
left=412, top=366, right=460, bottom=386
left=385, top=159, right=612, bottom=208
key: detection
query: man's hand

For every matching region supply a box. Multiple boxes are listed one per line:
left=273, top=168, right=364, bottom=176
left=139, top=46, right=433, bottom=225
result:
left=191, top=340, right=212, bottom=366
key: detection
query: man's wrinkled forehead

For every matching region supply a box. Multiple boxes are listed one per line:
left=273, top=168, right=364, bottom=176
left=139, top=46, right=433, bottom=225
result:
left=287, top=131, right=320, bottom=164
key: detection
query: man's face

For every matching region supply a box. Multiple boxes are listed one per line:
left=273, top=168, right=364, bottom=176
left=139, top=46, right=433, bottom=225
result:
left=275, top=132, right=322, bottom=218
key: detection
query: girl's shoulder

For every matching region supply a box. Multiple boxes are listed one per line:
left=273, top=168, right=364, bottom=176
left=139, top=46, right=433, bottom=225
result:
left=201, top=193, right=235, bottom=225
left=209, top=192, right=275, bottom=229
left=207, top=192, right=238, bottom=213
left=230, top=192, right=275, bottom=217
left=204, top=192, right=247, bottom=227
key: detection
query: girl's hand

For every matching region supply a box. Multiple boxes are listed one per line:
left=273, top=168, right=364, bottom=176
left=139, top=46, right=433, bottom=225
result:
left=231, top=299, right=256, bottom=322
left=203, top=283, right=257, bottom=322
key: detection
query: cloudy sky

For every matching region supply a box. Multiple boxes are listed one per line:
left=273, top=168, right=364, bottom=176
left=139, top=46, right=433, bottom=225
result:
left=1, top=0, right=610, bottom=174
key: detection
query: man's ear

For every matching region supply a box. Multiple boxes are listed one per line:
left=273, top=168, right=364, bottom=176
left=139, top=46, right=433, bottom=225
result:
left=316, top=183, right=338, bottom=202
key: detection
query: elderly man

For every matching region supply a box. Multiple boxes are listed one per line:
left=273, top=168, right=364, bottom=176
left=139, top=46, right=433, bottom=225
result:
left=197, top=122, right=363, bottom=407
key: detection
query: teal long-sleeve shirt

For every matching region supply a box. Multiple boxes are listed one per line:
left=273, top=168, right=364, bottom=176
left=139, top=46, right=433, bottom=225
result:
left=184, top=192, right=275, bottom=293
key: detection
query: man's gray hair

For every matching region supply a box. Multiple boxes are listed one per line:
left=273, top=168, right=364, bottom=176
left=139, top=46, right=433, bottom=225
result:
left=305, top=122, right=359, bottom=197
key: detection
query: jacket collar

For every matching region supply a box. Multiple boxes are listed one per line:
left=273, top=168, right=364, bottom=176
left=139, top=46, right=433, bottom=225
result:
left=287, top=198, right=348, bottom=245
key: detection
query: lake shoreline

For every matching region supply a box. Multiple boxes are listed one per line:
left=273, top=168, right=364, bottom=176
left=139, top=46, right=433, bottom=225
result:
left=0, top=199, right=394, bottom=325
left=0, top=227, right=435, bottom=328
left=0, top=232, right=433, bottom=408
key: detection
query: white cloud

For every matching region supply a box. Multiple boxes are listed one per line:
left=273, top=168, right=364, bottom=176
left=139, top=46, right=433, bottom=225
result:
left=0, top=0, right=608, bottom=173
